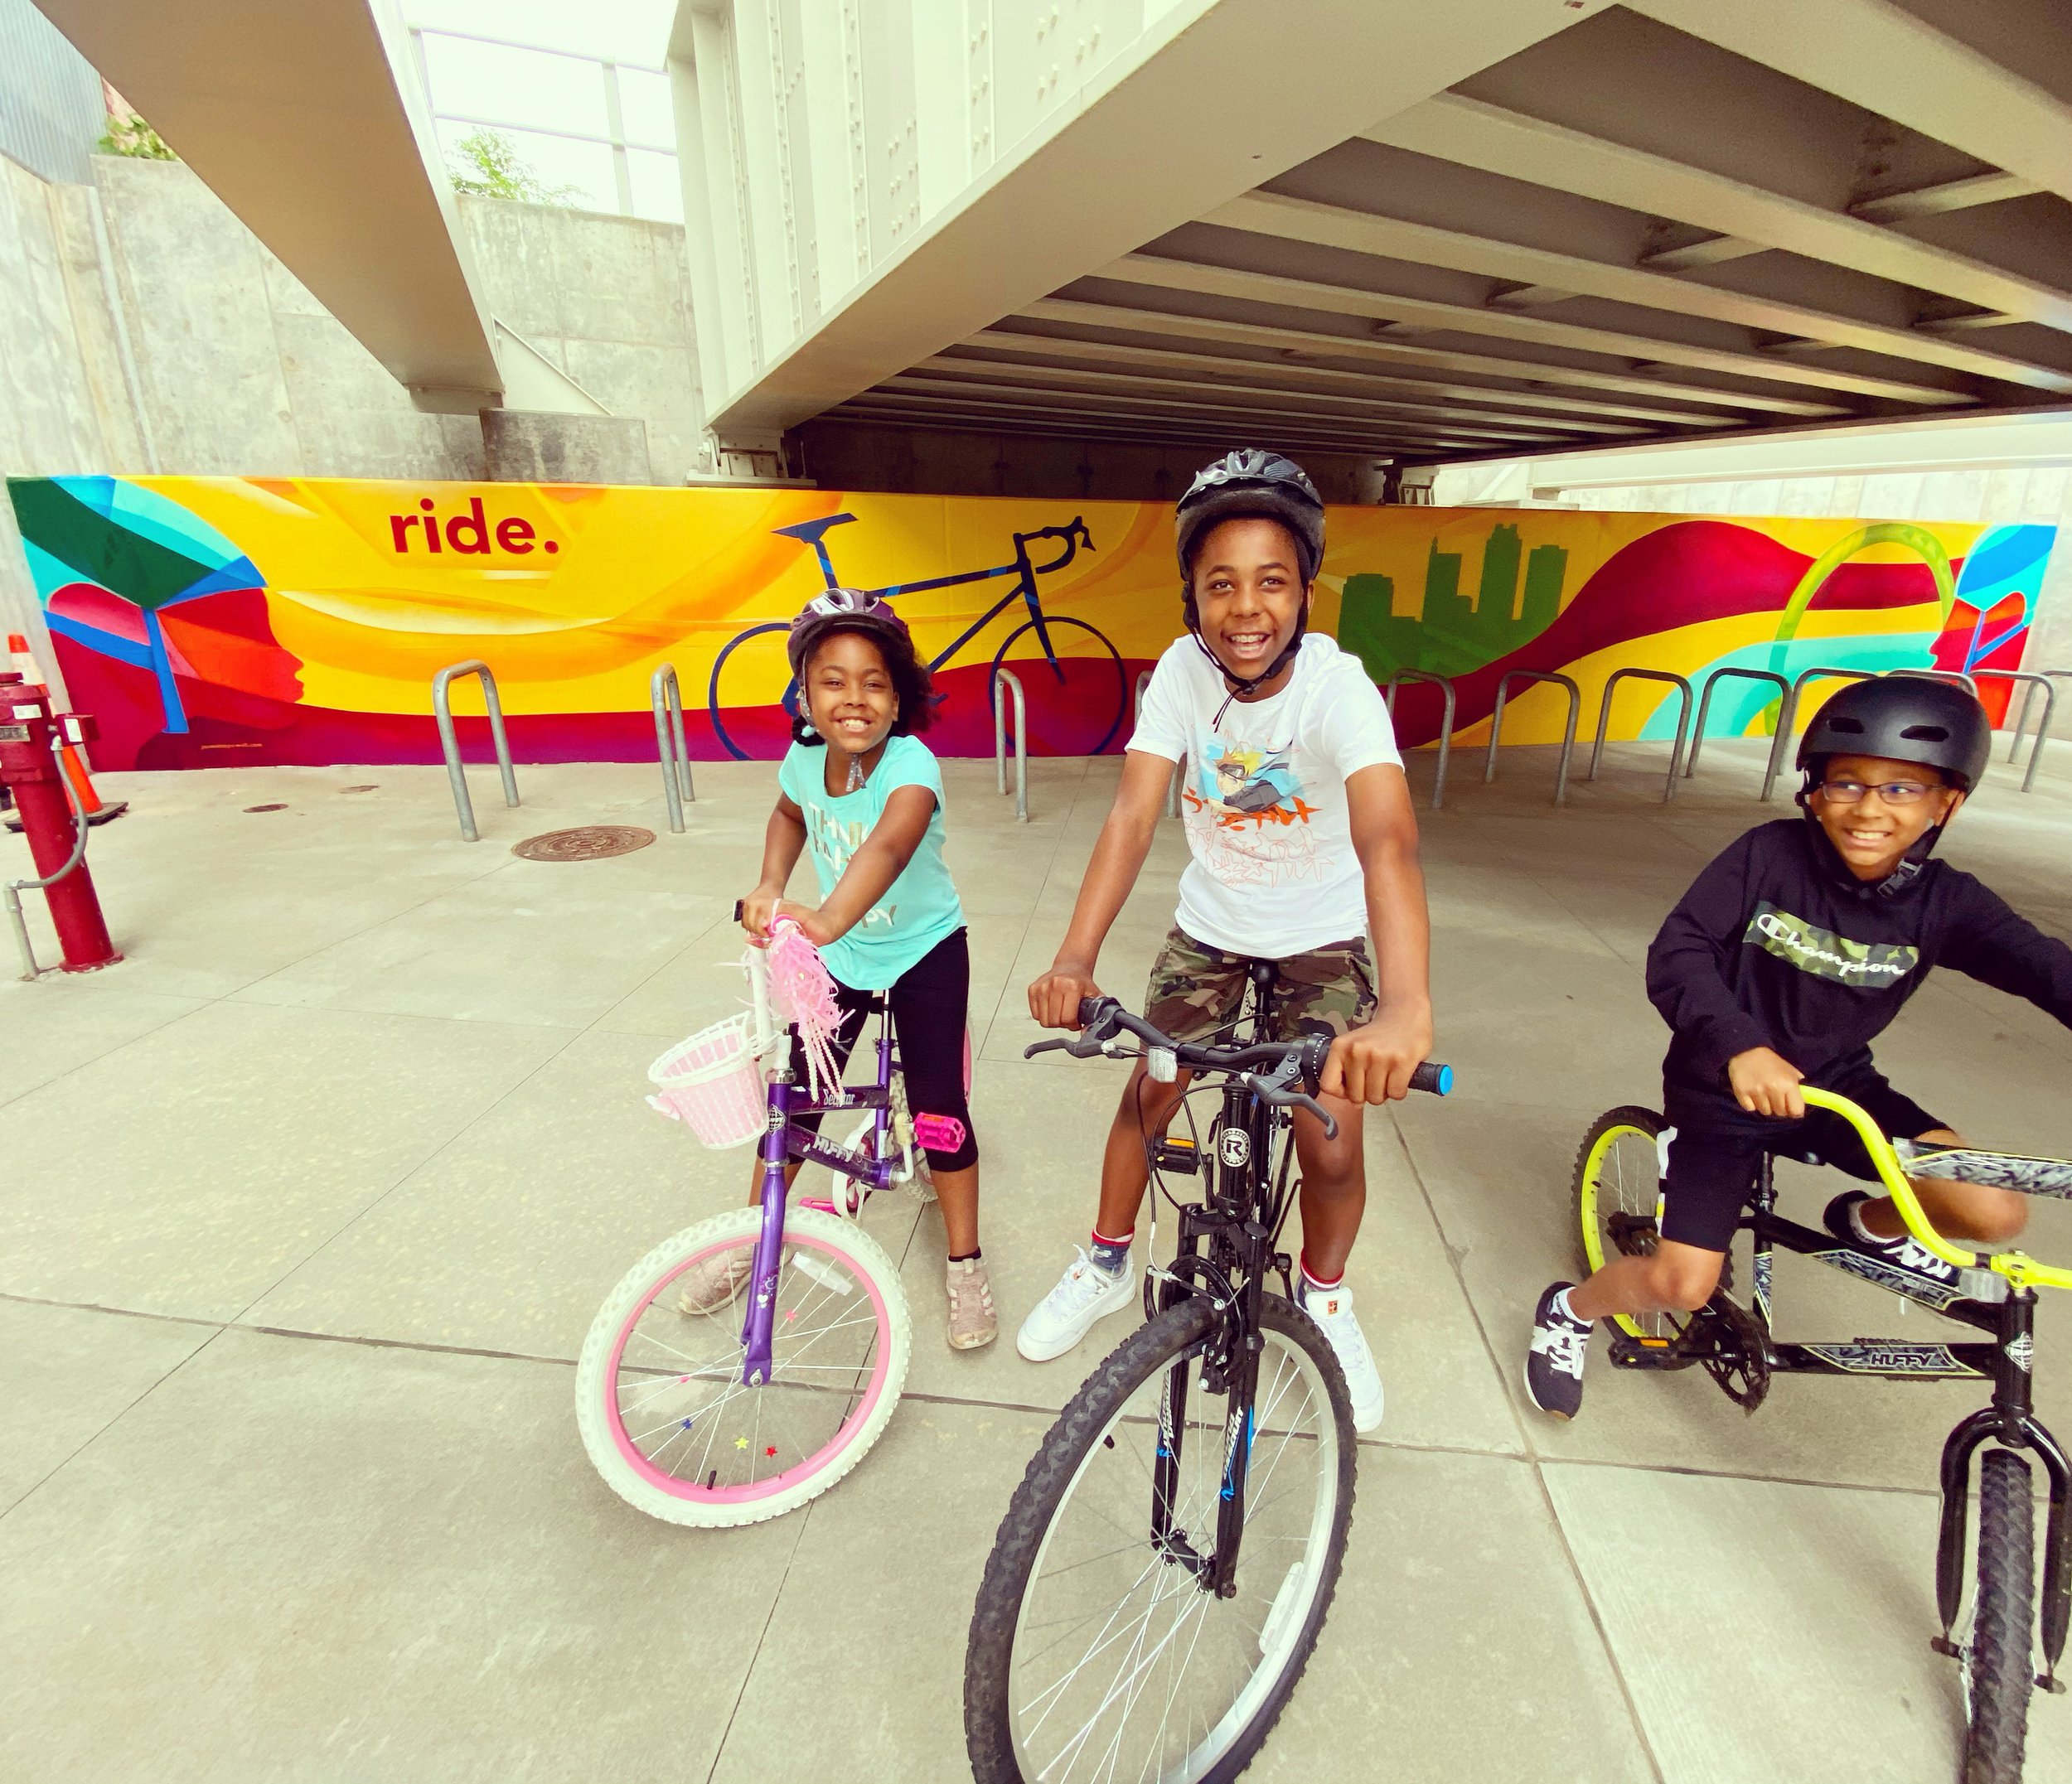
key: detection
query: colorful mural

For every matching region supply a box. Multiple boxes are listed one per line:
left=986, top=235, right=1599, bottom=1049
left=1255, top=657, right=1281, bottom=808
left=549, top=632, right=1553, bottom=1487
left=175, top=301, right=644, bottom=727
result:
left=5, top=475, right=2052, bottom=772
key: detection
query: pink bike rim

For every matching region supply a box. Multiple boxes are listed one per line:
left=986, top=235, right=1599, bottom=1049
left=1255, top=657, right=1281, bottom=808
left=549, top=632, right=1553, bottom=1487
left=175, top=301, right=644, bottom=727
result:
left=603, top=1230, right=893, bottom=1504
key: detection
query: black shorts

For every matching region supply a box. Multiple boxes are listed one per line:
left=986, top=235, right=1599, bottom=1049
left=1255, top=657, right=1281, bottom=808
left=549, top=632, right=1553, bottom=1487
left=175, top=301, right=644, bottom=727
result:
left=1659, top=1052, right=1943, bottom=1253
left=795, top=927, right=976, bottom=1172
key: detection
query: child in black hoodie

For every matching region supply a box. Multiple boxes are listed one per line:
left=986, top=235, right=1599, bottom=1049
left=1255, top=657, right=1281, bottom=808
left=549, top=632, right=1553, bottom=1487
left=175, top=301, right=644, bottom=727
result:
left=1525, top=675, right=2072, bottom=1419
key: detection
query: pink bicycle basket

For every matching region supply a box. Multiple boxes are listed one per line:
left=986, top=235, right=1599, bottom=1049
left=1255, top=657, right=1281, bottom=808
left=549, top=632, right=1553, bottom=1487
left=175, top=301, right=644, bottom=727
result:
left=646, top=1015, right=767, bottom=1149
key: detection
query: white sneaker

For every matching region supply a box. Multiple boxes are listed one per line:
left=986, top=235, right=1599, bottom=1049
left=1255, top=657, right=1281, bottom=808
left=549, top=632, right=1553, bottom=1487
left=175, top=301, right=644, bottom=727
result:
left=1016, top=1247, right=1136, bottom=1362
left=1300, top=1280, right=1385, bottom=1433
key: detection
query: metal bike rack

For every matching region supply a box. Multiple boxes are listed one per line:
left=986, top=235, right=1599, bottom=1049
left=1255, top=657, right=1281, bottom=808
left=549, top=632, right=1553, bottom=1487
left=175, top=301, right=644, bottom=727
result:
left=995, top=667, right=1029, bottom=823
left=4, top=734, right=91, bottom=981
left=1382, top=669, right=1457, bottom=809
left=1760, top=665, right=1876, bottom=803
left=432, top=660, right=519, bottom=843
left=1686, top=666, right=1791, bottom=782
left=650, top=663, right=695, bottom=833
left=1132, top=669, right=1182, bottom=819
left=1482, top=669, right=1580, bottom=805
left=1887, top=665, right=1979, bottom=694
left=1983, top=669, right=2060, bottom=792
left=1587, top=668, right=1694, bottom=802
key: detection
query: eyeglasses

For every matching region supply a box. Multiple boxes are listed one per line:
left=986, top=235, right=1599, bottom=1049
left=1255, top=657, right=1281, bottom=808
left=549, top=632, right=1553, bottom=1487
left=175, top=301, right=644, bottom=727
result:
left=1818, top=779, right=1937, bottom=805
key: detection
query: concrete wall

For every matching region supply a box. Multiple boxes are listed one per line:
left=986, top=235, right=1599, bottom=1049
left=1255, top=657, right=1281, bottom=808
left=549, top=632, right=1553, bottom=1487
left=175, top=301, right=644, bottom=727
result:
left=0, top=151, right=709, bottom=693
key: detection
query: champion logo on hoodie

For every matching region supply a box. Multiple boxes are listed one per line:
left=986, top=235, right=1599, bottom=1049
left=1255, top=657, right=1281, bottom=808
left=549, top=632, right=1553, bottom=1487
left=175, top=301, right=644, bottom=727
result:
left=1744, top=902, right=1920, bottom=987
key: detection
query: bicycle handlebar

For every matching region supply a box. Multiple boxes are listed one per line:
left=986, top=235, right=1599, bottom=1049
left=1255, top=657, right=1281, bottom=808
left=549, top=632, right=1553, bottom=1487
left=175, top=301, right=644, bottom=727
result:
left=1014, top=518, right=1095, bottom=578
left=1798, top=1087, right=2072, bottom=1294
left=1024, top=997, right=1452, bottom=1137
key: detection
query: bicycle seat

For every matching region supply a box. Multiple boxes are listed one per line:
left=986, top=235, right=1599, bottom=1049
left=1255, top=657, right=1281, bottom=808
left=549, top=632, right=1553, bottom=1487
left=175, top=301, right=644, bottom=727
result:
left=772, top=514, right=858, bottom=545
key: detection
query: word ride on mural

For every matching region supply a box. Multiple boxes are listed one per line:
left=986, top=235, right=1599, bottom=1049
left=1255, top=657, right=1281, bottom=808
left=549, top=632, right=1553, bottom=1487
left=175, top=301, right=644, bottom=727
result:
left=387, top=496, right=559, bottom=556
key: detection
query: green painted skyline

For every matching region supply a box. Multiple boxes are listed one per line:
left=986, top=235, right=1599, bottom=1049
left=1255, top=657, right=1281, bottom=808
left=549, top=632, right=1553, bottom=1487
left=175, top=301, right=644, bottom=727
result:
left=1337, top=522, right=1569, bottom=681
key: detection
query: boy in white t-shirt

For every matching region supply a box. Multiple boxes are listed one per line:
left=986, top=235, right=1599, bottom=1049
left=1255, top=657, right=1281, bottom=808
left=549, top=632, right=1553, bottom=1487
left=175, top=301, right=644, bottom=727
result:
left=1019, top=450, right=1435, bottom=1431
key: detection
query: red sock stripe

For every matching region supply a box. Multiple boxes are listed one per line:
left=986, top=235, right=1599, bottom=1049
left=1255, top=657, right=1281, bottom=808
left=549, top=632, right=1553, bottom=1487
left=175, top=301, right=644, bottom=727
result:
left=1092, top=1227, right=1133, bottom=1249
left=1299, top=1253, right=1343, bottom=1291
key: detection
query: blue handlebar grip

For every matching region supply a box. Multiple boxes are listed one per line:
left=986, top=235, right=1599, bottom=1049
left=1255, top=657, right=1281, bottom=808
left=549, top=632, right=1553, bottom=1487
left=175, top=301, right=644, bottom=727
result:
left=1411, top=1061, right=1453, bottom=1096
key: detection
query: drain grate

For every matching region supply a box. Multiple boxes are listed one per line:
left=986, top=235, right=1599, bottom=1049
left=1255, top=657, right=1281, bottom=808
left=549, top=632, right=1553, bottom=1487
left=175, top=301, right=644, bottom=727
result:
left=511, top=824, right=656, bottom=862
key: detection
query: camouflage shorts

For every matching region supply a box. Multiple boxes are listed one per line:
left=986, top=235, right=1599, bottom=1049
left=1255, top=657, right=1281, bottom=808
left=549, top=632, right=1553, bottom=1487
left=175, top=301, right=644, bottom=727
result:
left=1143, top=927, right=1377, bottom=1046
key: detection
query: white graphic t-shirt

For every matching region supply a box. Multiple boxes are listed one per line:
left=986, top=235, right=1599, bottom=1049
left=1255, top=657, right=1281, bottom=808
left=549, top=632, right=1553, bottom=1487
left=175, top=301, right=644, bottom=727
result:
left=1128, top=634, right=1402, bottom=957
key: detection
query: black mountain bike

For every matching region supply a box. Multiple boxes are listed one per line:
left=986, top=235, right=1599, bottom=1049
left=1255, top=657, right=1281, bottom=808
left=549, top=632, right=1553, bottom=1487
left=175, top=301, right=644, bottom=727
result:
left=965, top=977, right=1450, bottom=1783
left=1576, top=1089, right=2071, bottom=1784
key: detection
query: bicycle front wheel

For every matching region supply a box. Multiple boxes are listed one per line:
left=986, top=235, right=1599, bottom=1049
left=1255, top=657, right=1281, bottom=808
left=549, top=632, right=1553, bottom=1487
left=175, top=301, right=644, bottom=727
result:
left=965, top=1293, right=1356, bottom=1784
left=576, top=1205, right=912, bottom=1527
left=1962, top=1448, right=2036, bottom=1784
left=1574, top=1105, right=1685, bottom=1342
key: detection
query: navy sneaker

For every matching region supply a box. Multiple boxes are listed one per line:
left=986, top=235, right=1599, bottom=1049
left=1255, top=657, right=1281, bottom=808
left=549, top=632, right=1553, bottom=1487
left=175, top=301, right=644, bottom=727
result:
left=1823, top=1190, right=1963, bottom=1290
left=1524, top=1282, right=1591, bottom=1419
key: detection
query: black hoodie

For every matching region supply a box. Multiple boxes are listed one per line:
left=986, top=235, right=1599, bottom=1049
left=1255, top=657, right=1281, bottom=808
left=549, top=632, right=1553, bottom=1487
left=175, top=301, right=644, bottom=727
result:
left=1646, top=819, right=2072, bottom=1093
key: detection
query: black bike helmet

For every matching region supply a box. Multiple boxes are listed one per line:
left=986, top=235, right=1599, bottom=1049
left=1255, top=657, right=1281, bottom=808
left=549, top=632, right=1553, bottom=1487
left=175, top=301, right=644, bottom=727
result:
left=1174, top=450, right=1325, bottom=708
left=785, top=587, right=913, bottom=677
left=1795, top=674, right=1992, bottom=792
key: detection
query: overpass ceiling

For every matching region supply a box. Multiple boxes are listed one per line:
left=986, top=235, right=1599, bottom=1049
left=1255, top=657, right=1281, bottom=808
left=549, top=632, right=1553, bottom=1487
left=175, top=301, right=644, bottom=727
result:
left=819, top=2, right=2072, bottom=468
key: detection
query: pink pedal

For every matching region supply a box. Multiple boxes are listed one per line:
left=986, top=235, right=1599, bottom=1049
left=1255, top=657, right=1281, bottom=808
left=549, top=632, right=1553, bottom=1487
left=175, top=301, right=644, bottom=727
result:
left=914, top=1114, right=967, bottom=1153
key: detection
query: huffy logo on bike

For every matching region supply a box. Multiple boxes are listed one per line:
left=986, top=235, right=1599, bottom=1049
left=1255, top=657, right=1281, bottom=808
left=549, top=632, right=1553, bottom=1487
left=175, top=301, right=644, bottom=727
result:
left=1745, top=902, right=1919, bottom=987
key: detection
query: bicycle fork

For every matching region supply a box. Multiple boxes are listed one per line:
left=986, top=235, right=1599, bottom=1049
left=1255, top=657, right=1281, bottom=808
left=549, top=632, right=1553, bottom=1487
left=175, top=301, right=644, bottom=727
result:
left=742, top=1080, right=793, bottom=1386
left=1930, top=1288, right=2072, bottom=1690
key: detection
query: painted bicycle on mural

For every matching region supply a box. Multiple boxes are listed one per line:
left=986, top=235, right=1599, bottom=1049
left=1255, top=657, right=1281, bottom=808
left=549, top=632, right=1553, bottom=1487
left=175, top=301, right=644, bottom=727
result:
left=705, top=511, right=1130, bottom=759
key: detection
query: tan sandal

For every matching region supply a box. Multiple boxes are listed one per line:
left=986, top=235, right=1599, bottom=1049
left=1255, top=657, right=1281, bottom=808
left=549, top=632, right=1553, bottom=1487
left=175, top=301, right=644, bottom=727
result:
left=945, top=1257, right=998, bottom=1351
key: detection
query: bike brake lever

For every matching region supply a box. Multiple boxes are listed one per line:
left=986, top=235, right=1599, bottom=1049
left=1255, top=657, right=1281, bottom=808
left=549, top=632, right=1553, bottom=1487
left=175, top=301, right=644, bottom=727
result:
left=1246, top=1075, right=1340, bottom=1142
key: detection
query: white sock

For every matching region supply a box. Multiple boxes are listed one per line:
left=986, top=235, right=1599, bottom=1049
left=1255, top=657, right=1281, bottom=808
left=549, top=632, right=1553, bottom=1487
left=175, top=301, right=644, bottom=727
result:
left=1551, top=1286, right=1587, bottom=1327
left=1847, top=1200, right=1886, bottom=1245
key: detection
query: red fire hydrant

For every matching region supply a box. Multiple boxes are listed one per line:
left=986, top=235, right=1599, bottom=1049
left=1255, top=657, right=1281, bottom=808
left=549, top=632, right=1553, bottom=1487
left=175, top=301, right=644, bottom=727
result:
left=0, top=671, right=121, bottom=974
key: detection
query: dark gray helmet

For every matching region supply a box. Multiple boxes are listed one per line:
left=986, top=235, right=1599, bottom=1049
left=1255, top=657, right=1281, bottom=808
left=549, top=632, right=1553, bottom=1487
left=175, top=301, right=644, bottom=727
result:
left=1174, top=449, right=1324, bottom=587
left=785, top=587, right=913, bottom=677
left=1796, top=674, right=1992, bottom=791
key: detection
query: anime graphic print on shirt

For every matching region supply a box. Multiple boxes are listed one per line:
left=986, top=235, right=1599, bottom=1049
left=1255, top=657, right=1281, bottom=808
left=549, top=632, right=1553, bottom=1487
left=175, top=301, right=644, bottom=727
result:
left=1188, top=737, right=1326, bottom=892
left=1129, top=634, right=1402, bottom=958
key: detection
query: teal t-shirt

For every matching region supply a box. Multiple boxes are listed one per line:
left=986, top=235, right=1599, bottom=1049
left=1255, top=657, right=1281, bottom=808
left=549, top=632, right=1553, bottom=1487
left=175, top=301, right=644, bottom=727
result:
left=777, top=733, right=966, bottom=991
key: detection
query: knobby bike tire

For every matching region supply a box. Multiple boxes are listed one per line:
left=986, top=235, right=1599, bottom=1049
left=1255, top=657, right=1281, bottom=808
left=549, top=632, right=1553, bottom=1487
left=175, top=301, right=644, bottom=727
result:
left=1963, top=1448, right=2036, bottom=1784
left=964, top=1294, right=1357, bottom=1784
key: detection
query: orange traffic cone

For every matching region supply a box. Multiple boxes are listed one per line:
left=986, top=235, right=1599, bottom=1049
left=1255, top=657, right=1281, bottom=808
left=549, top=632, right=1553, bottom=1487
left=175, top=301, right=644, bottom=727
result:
left=6, top=632, right=128, bottom=829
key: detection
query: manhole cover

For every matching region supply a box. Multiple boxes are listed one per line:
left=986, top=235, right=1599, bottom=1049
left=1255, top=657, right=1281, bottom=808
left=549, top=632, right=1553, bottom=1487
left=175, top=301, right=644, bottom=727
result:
left=244, top=803, right=288, bottom=813
left=511, top=825, right=656, bottom=862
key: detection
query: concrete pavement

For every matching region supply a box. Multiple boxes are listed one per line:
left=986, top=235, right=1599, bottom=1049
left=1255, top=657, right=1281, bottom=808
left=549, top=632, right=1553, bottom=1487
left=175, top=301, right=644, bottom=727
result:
left=2, top=737, right=2070, bottom=1782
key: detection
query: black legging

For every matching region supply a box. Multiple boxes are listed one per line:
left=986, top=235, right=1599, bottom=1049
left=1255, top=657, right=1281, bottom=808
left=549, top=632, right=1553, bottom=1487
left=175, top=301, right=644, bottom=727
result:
left=796, top=927, right=977, bottom=1172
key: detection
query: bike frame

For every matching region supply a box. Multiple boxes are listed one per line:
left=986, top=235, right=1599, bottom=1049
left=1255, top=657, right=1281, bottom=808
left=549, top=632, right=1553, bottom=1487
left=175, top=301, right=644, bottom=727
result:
left=1607, top=1085, right=2072, bottom=1683
left=708, top=513, right=1119, bottom=761
left=1147, top=963, right=1301, bottom=1598
left=740, top=995, right=903, bottom=1386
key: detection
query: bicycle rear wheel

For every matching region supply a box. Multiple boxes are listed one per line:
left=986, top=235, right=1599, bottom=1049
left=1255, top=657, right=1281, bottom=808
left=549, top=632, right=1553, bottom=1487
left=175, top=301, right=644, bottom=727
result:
left=1962, top=1448, right=2036, bottom=1784
left=1573, top=1105, right=1685, bottom=1342
left=576, top=1205, right=912, bottom=1527
left=965, top=1293, right=1356, bottom=1784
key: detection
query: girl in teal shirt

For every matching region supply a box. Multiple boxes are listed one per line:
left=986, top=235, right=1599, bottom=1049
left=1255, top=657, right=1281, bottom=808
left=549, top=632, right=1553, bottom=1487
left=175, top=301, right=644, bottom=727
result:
left=680, top=590, right=993, bottom=1351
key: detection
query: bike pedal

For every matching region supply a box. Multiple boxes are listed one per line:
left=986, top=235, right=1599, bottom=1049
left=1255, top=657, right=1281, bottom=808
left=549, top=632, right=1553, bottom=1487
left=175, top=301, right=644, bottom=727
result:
left=1153, top=1136, right=1200, bottom=1176
left=1930, top=1635, right=1963, bottom=1661
left=2040, top=1672, right=2066, bottom=1695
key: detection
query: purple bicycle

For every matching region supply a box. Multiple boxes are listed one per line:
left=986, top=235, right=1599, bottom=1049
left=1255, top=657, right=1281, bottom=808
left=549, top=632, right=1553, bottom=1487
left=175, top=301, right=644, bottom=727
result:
left=575, top=922, right=922, bottom=1526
